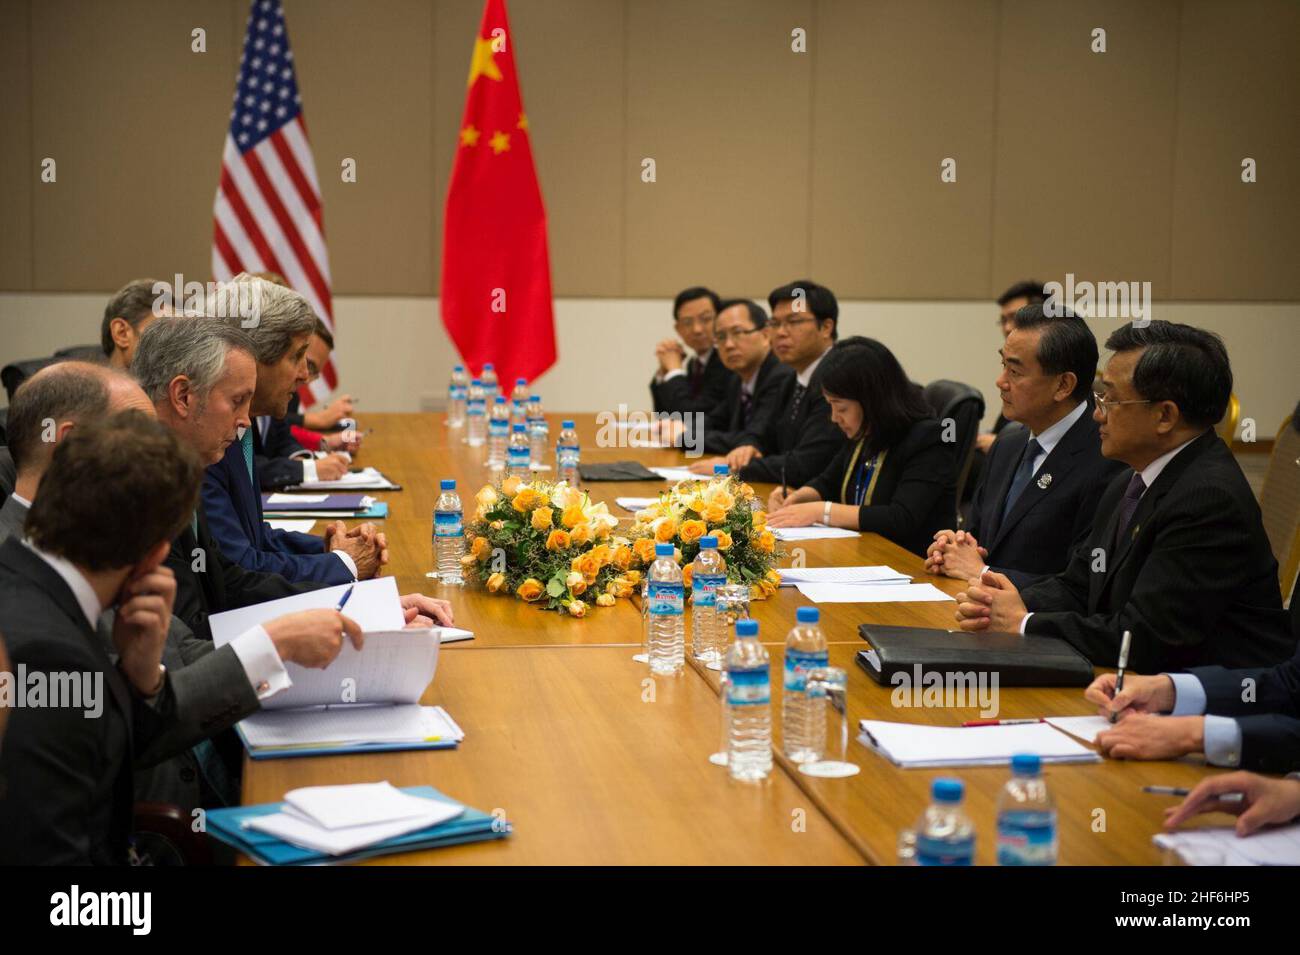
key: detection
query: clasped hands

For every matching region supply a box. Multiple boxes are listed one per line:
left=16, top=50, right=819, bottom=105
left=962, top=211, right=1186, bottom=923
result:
left=323, top=520, right=388, bottom=579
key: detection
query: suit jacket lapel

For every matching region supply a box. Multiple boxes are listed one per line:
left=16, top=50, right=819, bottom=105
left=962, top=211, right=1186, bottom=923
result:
left=990, top=412, right=1091, bottom=550
left=985, top=427, right=1029, bottom=544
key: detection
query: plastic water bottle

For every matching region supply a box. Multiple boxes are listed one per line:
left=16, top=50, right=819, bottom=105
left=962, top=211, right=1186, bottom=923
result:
left=433, top=478, right=464, bottom=585
left=507, top=423, right=531, bottom=481
left=690, top=536, right=728, bottom=664
left=782, top=606, right=829, bottom=763
left=488, top=396, right=510, bottom=467
left=646, top=542, right=685, bottom=675
left=556, top=420, right=580, bottom=486
left=725, top=619, right=772, bottom=781
left=481, top=363, right=499, bottom=402
left=527, top=395, right=549, bottom=468
left=510, top=377, right=530, bottom=424
left=915, top=778, right=975, bottom=866
left=466, top=379, right=487, bottom=447
left=997, top=754, right=1058, bottom=865
left=713, top=464, right=729, bottom=477
left=446, top=364, right=468, bottom=428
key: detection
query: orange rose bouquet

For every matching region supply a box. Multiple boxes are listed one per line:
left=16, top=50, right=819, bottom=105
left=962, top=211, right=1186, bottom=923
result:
left=462, top=476, right=639, bottom=616
left=626, top=476, right=783, bottom=599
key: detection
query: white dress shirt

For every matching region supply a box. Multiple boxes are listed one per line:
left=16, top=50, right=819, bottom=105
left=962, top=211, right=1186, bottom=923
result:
left=796, top=346, right=832, bottom=389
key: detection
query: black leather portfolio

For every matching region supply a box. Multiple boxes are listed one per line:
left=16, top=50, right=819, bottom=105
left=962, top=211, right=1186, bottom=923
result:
left=855, top=624, right=1095, bottom=687
left=577, top=461, right=662, bottom=482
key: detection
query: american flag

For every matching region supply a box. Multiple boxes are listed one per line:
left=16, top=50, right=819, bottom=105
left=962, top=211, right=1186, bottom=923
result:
left=212, top=0, right=336, bottom=403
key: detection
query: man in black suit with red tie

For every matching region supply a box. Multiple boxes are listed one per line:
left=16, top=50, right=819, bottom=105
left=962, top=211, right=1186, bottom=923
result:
left=649, top=286, right=733, bottom=417
left=955, top=320, right=1293, bottom=673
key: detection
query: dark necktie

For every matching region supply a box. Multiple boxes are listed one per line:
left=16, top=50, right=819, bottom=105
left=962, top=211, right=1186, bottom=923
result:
left=240, top=428, right=256, bottom=488
left=1001, top=438, right=1043, bottom=521
left=1114, top=472, right=1147, bottom=545
left=789, top=382, right=807, bottom=421
left=739, top=389, right=754, bottom=425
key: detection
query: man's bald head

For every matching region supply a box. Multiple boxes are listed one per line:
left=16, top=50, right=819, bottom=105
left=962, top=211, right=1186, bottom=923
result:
left=5, top=361, right=149, bottom=478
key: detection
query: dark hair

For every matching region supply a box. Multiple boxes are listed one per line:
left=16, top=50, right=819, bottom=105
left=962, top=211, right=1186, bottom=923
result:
left=5, top=362, right=110, bottom=473
left=25, top=412, right=202, bottom=571
left=312, top=318, right=335, bottom=350
left=101, top=279, right=163, bottom=356
left=714, top=298, right=768, bottom=330
left=1010, top=305, right=1098, bottom=403
left=672, top=287, right=720, bottom=321
left=997, top=280, right=1047, bottom=307
left=1104, top=321, right=1233, bottom=429
left=818, top=337, right=931, bottom=455
left=768, top=279, right=839, bottom=339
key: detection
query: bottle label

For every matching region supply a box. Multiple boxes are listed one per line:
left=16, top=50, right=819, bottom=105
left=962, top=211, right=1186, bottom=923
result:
left=784, top=648, right=829, bottom=692
left=508, top=448, right=530, bottom=467
left=725, top=667, right=770, bottom=706
left=468, top=400, right=486, bottom=416
left=691, top=573, right=726, bottom=606
left=647, top=581, right=684, bottom=616
left=449, top=385, right=467, bottom=400
left=996, top=813, right=1057, bottom=865
left=434, top=511, right=463, bottom=538
left=916, top=835, right=974, bottom=866
left=490, top=420, right=508, bottom=436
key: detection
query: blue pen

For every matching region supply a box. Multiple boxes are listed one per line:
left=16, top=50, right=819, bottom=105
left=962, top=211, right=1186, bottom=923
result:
left=335, top=584, right=355, bottom=612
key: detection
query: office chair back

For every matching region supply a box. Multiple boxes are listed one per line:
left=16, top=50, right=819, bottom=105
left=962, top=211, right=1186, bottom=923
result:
left=922, top=379, right=986, bottom=521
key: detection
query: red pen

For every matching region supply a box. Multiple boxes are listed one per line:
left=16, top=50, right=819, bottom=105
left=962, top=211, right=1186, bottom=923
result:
left=961, top=718, right=1044, bottom=727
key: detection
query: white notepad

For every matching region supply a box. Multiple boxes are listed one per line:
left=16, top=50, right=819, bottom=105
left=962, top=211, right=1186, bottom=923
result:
left=616, top=497, right=660, bottom=512
left=293, top=466, right=398, bottom=491
left=778, top=565, right=911, bottom=586
left=1045, top=715, right=1113, bottom=744
left=796, top=582, right=953, bottom=603
left=265, top=519, right=318, bottom=533
left=770, top=525, right=862, bottom=541
left=1153, top=824, right=1300, bottom=866
left=857, top=719, right=1101, bottom=768
left=649, top=466, right=700, bottom=483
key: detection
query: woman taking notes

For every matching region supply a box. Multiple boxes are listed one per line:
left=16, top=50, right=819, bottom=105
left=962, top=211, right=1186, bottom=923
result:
left=765, top=337, right=956, bottom=556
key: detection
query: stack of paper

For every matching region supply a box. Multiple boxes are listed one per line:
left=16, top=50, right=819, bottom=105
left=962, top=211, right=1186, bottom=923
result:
left=649, top=465, right=701, bottom=483
left=262, top=492, right=388, bottom=520
left=616, top=497, right=660, bottom=512
left=1154, top=825, right=1300, bottom=866
left=797, top=582, right=953, bottom=603
left=266, top=518, right=317, bottom=533
left=770, top=525, right=862, bottom=541
left=292, top=466, right=399, bottom=491
left=857, top=719, right=1101, bottom=768
left=245, top=782, right=466, bottom=856
left=778, top=565, right=911, bottom=586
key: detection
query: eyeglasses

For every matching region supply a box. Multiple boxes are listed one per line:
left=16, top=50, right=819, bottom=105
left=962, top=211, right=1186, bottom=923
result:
left=767, top=316, right=819, bottom=333
left=675, top=314, right=716, bottom=330
left=1092, top=390, right=1153, bottom=412
left=713, top=327, right=764, bottom=345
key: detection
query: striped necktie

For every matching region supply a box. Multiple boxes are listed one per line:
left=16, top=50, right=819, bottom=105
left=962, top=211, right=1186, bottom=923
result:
left=240, top=428, right=255, bottom=487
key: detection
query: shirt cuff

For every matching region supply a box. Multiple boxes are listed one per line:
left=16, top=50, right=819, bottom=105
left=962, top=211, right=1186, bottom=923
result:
left=1202, top=715, right=1243, bottom=767
left=1018, top=612, right=1033, bottom=635
left=662, top=368, right=686, bottom=382
left=333, top=550, right=359, bottom=579
left=301, top=458, right=318, bottom=483
left=227, top=625, right=292, bottom=701
left=1167, top=672, right=1208, bottom=716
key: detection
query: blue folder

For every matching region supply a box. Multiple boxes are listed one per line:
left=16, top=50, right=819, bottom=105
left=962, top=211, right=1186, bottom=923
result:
left=205, top=786, right=510, bottom=865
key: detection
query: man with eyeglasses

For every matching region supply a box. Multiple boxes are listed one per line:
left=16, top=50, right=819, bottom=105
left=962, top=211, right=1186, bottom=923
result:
left=955, top=320, right=1292, bottom=672
left=695, top=280, right=845, bottom=487
left=649, top=286, right=733, bottom=417
left=682, top=299, right=793, bottom=461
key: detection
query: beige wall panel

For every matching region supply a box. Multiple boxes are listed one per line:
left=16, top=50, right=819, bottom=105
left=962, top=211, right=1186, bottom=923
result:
left=1170, top=0, right=1300, bottom=300
left=811, top=0, right=998, bottom=299
left=991, top=0, right=1180, bottom=298
left=624, top=0, right=814, bottom=298
left=0, top=0, right=33, bottom=290
left=286, top=0, right=437, bottom=296
left=30, top=0, right=235, bottom=290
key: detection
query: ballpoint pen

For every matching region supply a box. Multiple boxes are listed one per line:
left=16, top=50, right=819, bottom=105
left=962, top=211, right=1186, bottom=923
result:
left=1111, top=629, right=1132, bottom=723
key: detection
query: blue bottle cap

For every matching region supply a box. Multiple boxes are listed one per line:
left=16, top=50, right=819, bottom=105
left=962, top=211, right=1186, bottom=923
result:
left=735, top=619, right=759, bottom=638
left=796, top=606, right=819, bottom=624
left=516, top=377, right=527, bottom=385
left=454, top=364, right=465, bottom=372
left=713, top=464, right=729, bottom=475
left=932, top=778, right=964, bottom=803
left=699, top=535, right=717, bottom=549
left=495, top=395, right=505, bottom=403
left=1011, top=753, right=1041, bottom=776
left=530, top=394, right=540, bottom=403
left=471, top=378, right=482, bottom=386
left=512, top=423, right=526, bottom=432
left=654, top=542, right=674, bottom=557
left=439, top=479, right=455, bottom=490
left=483, top=363, right=495, bottom=370
left=562, top=420, right=575, bottom=429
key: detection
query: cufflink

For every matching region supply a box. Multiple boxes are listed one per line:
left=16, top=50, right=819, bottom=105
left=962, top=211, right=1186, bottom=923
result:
left=257, top=680, right=270, bottom=693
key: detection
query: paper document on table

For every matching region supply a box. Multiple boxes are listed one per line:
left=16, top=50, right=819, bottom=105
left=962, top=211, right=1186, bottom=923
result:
left=1045, top=715, right=1112, bottom=744
left=294, top=467, right=398, bottom=491
left=616, top=497, right=660, bottom=512
left=209, top=577, right=405, bottom=642
left=1154, top=824, right=1300, bottom=866
left=436, top=627, right=475, bottom=644
left=267, top=493, right=328, bottom=504
left=796, top=582, right=953, bottom=603
left=260, top=630, right=439, bottom=711
left=770, top=525, right=862, bottom=541
left=284, top=781, right=460, bottom=830
left=238, top=703, right=462, bottom=748
left=857, top=719, right=1100, bottom=768
left=266, top=519, right=317, bottom=533
left=778, top=565, right=911, bottom=586
left=649, top=466, right=700, bottom=483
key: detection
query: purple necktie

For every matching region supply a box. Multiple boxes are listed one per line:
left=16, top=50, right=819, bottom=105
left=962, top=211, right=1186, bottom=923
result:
left=1114, top=472, right=1147, bottom=544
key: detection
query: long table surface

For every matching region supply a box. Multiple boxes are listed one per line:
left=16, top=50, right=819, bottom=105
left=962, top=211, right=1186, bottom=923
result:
left=241, top=411, right=1230, bottom=865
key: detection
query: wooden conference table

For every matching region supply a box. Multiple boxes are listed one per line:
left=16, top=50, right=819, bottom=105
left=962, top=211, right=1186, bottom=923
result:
left=240, top=412, right=1226, bottom=865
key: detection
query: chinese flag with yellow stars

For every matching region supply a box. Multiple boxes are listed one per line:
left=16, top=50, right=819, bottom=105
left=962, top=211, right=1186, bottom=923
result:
left=441, top=0, right=556, bottom=388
